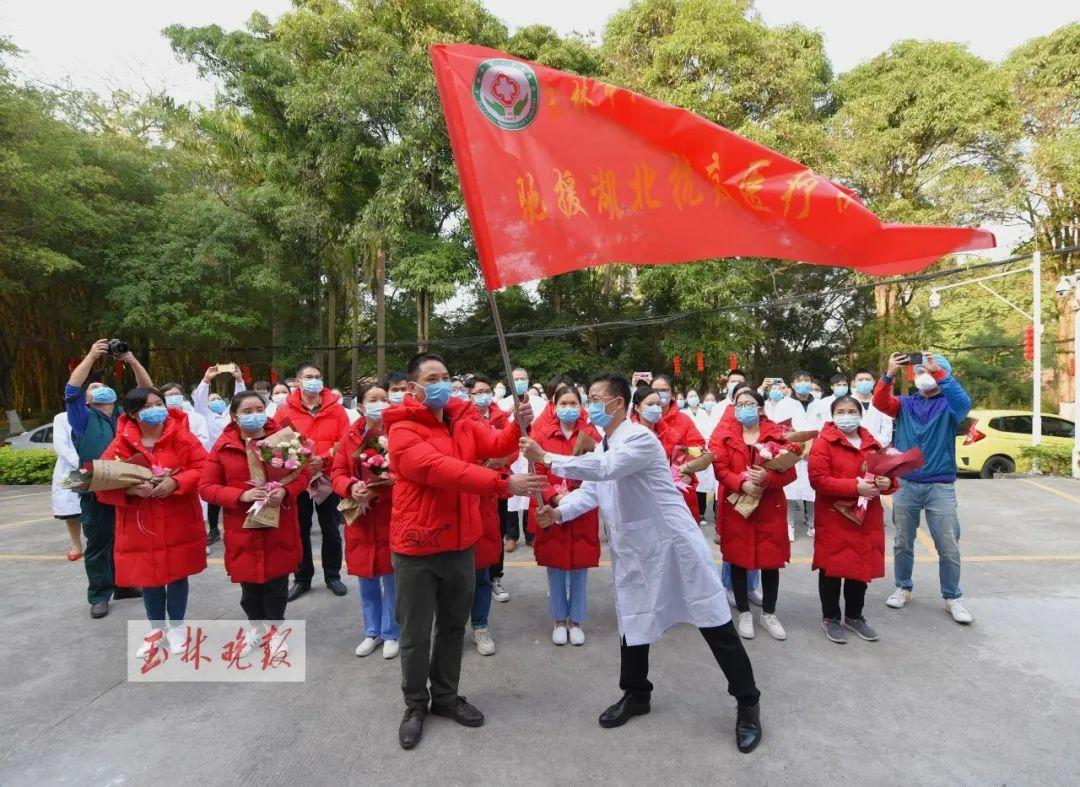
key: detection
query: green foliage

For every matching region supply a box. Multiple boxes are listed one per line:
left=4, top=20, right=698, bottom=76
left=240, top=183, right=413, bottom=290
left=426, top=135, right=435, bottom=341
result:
left=0, top=448, right=56, bottom=485
left=1019, top=443, right=1074, bottom=477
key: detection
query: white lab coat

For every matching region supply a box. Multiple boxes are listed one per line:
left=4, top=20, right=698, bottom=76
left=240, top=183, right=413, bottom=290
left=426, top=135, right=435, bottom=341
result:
left=684, top=405, right=718, bottom=493
left=553, top=420, right=730, bottom=646
left=50, top=412, right=81, bottom=518
left=500, top=394, right=547, bottom=512
left=193, top=379, right=246, bottom=449
left=854, top=396, right=893, bottom=447
left=768, top=395, right=817, bottom=502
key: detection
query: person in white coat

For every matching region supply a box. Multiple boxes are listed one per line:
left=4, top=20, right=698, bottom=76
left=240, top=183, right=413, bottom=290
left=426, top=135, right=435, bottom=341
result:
left=852, top=370, right=893, bottom=447
left=683, top=387, right=719, bottom=526
left=266, top=382, right=290, bottom=419
left=161, top=381, right=210, bottom=448
left=499, top=366, right=548, bottom=551
left=522, top=373, right=763, bottom=754
left=192, top=365, right=247, bottom=544
left=50, top=411, right=84, bottom=560
left=778, top=370, right=819, bottom=541
left=813, top=373, right=850, bottom=425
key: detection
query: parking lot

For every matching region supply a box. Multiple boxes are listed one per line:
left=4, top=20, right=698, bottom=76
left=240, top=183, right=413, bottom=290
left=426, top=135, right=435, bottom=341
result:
left=1, top=477, right=1079, bottom=785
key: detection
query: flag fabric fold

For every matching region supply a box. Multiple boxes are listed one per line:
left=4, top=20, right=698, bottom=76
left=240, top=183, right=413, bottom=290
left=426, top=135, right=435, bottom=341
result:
left=430, top=43, right=996, bottom=291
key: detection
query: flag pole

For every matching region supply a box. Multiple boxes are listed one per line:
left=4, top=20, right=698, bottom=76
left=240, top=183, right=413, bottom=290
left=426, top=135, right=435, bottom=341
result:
left=486, top=289, right=543, bottom=506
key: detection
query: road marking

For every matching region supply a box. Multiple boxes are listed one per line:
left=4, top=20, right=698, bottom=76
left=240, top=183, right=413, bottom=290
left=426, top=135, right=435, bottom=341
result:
left=0, top=490, right=50, bottom=501
left=881, top=495, right=938, bottom=557
left=1021, top=479, right=1080, bottom=505
left=0, top=517, right=55, bottom=530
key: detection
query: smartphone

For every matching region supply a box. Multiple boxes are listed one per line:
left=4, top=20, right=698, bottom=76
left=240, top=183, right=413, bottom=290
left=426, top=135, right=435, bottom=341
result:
left=905, top=352, right=923, bottom=365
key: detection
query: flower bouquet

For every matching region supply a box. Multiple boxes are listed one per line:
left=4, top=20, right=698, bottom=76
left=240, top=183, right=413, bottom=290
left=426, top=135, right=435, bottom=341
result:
left=243, top=427, right=315, bottom=529
left=338, top=435, right=394, bottom=525
left=833, top=447, right=924, bottom=525
left=62, top=452, right=160, bottom=492
left=725, top=438, right=805, bottom=519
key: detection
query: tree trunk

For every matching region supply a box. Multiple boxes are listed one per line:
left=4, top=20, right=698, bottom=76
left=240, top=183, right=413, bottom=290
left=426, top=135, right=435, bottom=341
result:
left=314, top=279, right=324, bottom=370
left=350, top=264, right=359, bottom=394
left=327, top=281, right=338, bottom=387
left=376, top=247, right=386, bottom=377
left=1057, top=294, right=1078, bottom=410
left=551, top=274, right=562, bottom=315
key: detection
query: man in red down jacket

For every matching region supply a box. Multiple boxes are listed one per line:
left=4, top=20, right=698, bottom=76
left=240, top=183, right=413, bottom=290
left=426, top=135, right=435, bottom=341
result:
left=275, top=362, right=350, bottom=601
left=385, top=352, right=544, bottom=751
left=808, top=400, right=897, bottom=645
left=199, top=402, right=312, bottom=630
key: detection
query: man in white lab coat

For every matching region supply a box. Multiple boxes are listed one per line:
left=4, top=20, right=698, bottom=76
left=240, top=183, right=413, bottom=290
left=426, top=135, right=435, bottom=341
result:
left=522, top=373, right=763, bottom=753
left=852, top=369, right=893, bottom=447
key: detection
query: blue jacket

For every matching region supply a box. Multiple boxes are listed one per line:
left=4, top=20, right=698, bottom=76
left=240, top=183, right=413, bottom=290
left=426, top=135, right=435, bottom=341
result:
left=873, top=373, right=971, bottom=483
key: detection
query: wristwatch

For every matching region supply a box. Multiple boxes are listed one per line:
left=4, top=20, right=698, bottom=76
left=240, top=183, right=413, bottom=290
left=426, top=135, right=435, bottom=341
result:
left=542, top=452, right=554, bottom=465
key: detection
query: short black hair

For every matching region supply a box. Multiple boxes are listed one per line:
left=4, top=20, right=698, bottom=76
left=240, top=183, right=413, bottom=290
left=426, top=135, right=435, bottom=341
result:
left=121, top=386, right=165, bottom=418
left=355, top=382, right=385, bottom=403
left=407, top=352, right=446, bottom=380
left=296, top=362, right=322, bottom=377
left=728, top=368, right=748, bottom=381
left=731, top=382, right=752, bottom=399
left=230, top=390, right=265, bottom=414
left=733, top=387, right=764, bottom=407
left=829, top=373, right=850, bottom=385
left=831, top=395, right=863, bottom=415
left=379, top=371, right=408, bottom=389
left=632, top=386, right=658, bottom=407
left=589, top=372, right=631, bottom=407
left=853, top=369, right=875, bottom=378
left=253, top=380, right=271, bottom=392
left=160, top=381, right=184, bottom=396
left=791, top=369, right=812, bottom=382
left=552, top=384, right=581, bottom=404
left=468, top=375, right=494, bottom=389
left=546, top=374, right=576, bottom=400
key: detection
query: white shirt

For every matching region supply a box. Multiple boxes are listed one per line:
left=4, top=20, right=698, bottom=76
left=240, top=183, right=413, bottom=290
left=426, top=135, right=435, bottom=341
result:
left=553, top=419, right=730, bottom=646
left=50, top=412, right=82, bottom=517
left=854, top=395, right=893, bottom=447
left=193, top=379, right=246, bottom=449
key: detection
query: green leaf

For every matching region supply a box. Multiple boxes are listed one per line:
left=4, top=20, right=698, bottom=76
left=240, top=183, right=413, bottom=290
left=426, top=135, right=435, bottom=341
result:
left=512, top=98, right=527, bottom=115
left=484, top=97, right=507, bottom=117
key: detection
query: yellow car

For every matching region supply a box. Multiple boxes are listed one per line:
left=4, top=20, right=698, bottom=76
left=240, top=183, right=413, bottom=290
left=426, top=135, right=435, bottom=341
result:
left=955, top=409, right=1075, bottom=478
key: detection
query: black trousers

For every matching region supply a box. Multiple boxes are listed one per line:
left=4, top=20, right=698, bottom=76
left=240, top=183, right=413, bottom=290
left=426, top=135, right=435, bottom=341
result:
left=731, top=566, right=779, bottom=614
left=619, top=622, right=760, bottom=707
left=294, top=491, right=343, bottom=583
left=818, top=571, right=867, bottom=620
left=696, top=491, right=711, bottom=521
left=503, top=504, right=532, bottom=544
left=239, top=574, right=290, bottom=623
left=393, top=547, right=475, bottom=710
left=490, top=498, right=509, bottom=580
left=207, top=503, right=221, bottom=532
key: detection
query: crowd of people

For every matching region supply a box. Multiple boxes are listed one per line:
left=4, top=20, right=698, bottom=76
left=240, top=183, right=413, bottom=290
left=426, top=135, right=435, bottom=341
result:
left=54, top=339, right=975, bottom=751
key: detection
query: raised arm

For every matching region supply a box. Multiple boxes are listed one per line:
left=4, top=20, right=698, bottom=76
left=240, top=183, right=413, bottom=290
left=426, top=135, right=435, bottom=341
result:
left=119, top=351, right=153, bottom=389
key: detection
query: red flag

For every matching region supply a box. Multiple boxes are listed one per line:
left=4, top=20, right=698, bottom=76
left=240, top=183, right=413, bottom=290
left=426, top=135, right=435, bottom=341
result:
left=430, top=44, right=995, bottom=291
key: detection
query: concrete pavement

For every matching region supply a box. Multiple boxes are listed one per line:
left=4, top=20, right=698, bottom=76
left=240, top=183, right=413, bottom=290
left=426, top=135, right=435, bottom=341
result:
left=1, top=478, right=1079, bottom=785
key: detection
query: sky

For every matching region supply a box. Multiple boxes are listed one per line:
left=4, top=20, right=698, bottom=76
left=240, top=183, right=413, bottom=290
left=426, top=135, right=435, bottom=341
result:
left=2, top=0, right=1075, bottom=257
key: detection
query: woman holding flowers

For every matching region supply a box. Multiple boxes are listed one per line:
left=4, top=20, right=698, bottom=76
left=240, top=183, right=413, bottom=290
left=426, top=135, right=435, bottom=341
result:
left=712, top=389, right=797, bottom=642
left=808, top=396, right=896, bottom=645
left=331, top=383, right=399, bottom=660
left=199, top=391, right=312, bottom=642
left=96, top=387, right=208, bottom=654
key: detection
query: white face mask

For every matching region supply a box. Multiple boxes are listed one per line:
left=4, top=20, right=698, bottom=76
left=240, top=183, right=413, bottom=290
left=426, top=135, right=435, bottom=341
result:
left=914, top=373, right=938, bottom=392
left=272, top=393, right=287, bottom=405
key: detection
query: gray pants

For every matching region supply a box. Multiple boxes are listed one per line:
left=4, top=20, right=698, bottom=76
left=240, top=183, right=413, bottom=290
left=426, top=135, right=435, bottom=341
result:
left=787, top=499, right=815, bottom=530
left=392, top=547, right=476, bottom=710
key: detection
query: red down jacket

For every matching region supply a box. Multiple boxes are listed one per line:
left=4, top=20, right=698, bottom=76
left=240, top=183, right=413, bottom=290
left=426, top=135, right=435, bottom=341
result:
left=383, top=395, right=521, bottom=556
left=808, top=422, right=896, bottom=583
left=276, top=387, right=350, bottom=461
left=633, top=404, right=706, bottom=519
left=199, top=418, right=310, bottom=584
left=527, top=412, right=602, bottom=570
left=330, top=416, right=394, bottom=578
left=96, top=411, right=208, bottom=587
left=711, top=416, right=797, bottom=570
left=474, top=405, right=515, bottom=570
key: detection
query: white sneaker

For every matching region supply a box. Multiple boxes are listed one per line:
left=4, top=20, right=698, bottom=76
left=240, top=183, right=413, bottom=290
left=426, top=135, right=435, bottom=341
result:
left=569, top=625, right=585, bottom=646
left=166, top=625, right=187, bottom=655
left=748, top=587, right=764, bottom=607
left=239, top=626, right=260, bottom=658
left=946, top=599, right=973, bottom=624
left=268, top=628, right=289, bottom=656
left=473, top=627, right=496, bottom=656
left=736, top=611, right=755, bottom=639
left=698, top=518, right=708, bottom=527
left=759, top=613, right=787, bottom=640
left=492, top=578, right=510, bottom=602
left=355, top=636, right=381, bottom=657
left=552, top=625, right=568, bottom=646
left=382, top=639, right=399, bottom=659
left=886, top=588, right=911, bottom=609
left=726, top=589, right=737, bottom=607
left=787, top=524, right=795, bottom=542
left=806, top=526, right=816, bottom=538
left=136, top=628, right=165, bottom=658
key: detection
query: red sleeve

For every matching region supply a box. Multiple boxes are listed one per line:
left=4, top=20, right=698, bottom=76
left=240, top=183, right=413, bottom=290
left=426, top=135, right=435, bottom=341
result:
left=469, top=418, right=522, bottom=460
left=330, top=434, right=357, bottom=498
left=808, top=440, right=859, bottom=498
left=198, top=451, right=245, bottom=510
left=171, top=434, right=208, bottom=496
left=872, top=378, right=901, bottom=419
left=391, top=423, right=508, bottom=497
left=763, top=463, right=797, bottom=488
left=712, top=440, right=745, bottom=494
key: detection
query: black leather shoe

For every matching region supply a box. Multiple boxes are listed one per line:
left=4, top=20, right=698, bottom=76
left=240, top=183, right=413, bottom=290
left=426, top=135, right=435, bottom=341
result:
left=287, top=581, right=311, bottom=602
left=431, top=696, right=484, bottom=727
left=206, top=529, right=221, bottom=545
left=736, top=703, right=762, bottom=753
left=90, top=601, right=109, bottom=619
left=399, top=707, right=426, bottom=749
left=599, top=691, right=650, bottom=728
left=327, top=579, right=348, bottom=596
left=113, top=586, right=141, bottom=600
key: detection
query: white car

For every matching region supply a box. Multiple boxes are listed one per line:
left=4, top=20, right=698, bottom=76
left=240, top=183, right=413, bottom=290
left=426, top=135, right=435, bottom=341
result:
left=3, top=423, right=55, bottom=452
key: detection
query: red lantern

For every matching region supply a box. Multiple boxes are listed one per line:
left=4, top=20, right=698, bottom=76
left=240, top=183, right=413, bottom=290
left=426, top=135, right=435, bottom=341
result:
left=113, top=361, right=124, bottom=379
left=696, top=351, right=704, bottom=372
left=242, top=365, right=252, bottom=384
left=729, top=354, right=737, bottom=371
left=269, top=369, right=279, bottom=384
left=1023, top=324, right=1035, bottom=361
left=673, top=355, right=682, bottom=375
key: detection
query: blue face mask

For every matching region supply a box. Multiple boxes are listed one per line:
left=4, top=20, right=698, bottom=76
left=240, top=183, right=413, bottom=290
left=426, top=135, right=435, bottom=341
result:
left=556, top=406, right=580, bottom=425
left=768, top=389, right=784, bottom=401
left=832, top=385, right=849, bottom=398
left=364, top=402, right=389, bottom=421
left=686, top=395, right=699, bottom=408
left=735, top=405, right=760, bottom=427
left=90, top=386, right=117, bottom=404
left=165, top=394, right=185, bottom=409
left=793, top=381, right=812, bottom=397
left=452, top=390, right=470, bottom=401
left=138, top=405, right=168, bottom=426
left=834, top=414, right=862, bottom=432
left=422, top=380, right=452, bottom=410
left=641, top=404, right=663, bottom=423
left=237, top=412, right=267, bottom=431
left=587, top=399, right=615, bottom=430
left=701, top=401, right=716, bottom=413
left=473, top=393, right=494, bottom=409
left=514, top=379, right=529, bottom=396
left=301, top=378, right=324, bottom=395
left=854, top=380, right=874, bottom=396
left=209, top=399, right=228, bottom=415
left=657, top=391, right=671, bottom=407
